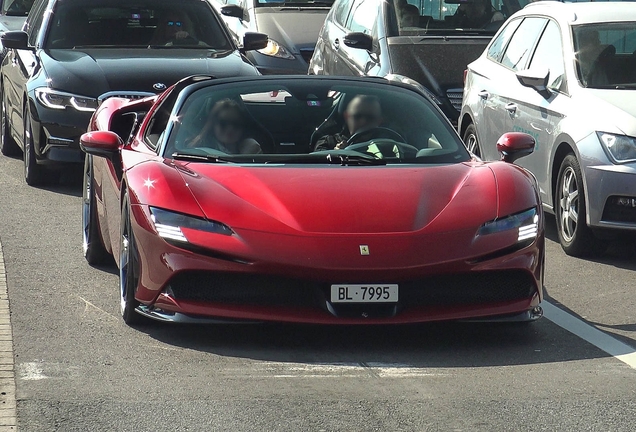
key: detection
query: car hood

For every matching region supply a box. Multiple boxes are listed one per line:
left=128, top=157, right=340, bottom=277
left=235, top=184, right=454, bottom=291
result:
left=0, top=15, right=26, bottom=33
left=40, top=48, right=259, bottom=97
left=255, top=8, right=329, bottom=53
left=180, top=162, right=499, bottom=235
left=584, top=89, right=636, bottom=136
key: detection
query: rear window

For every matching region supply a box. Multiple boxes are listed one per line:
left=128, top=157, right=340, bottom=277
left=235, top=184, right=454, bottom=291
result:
left=45, top=0, right=231, bottom=50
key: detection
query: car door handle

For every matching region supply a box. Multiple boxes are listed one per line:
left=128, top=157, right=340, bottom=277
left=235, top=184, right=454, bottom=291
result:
left=333, top=38, right=340, bottom=50
left=478, top=90, right=489, bottom=99
left=505, top=103, right=517, bottom=114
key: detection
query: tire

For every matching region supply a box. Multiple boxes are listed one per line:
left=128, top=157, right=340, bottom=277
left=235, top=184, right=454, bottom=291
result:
left=0, top=93, right=19, bottom=157
left=462, top=123, right=482, bottom=158
left=82, top=155, right=111, bottom=265
left=555, top=154, right=604, bottom=257
left=119, top=191, right=147, bottom=326
left=23, top=111, right=44, bottom=186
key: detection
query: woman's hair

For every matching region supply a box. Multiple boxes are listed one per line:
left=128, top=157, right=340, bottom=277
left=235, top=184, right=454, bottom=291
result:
left=210, top=99, right=245, bottom=124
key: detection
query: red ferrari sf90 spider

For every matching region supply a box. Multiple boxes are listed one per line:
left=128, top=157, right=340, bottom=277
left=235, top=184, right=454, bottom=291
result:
left=80, top=75, right=545, bottom=326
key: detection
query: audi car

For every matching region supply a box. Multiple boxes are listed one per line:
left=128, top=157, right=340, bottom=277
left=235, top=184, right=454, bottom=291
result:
left=80, top=75, right=544, bottom=326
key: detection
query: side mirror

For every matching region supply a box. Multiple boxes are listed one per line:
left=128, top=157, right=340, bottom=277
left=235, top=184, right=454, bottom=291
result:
left=516, top=69, right=550, bottom=98
left=496, top=132, right=535, bottom=163
left=1, top=31, right=30, bottom=50
left=343, top=32, right=373, bottom=51
left=80, top=131, right=123, bottom=159
left=242, top=32, right=268, bottom=52
left=221, top=5, right=247, bottom=21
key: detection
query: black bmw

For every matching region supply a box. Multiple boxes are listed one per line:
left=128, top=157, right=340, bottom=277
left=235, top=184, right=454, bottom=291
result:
left=0, top=0, right=267, bottom=185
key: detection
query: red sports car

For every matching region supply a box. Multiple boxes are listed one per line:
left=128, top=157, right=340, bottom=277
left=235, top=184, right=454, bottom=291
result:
left=80, top=75, right=545, bottom=326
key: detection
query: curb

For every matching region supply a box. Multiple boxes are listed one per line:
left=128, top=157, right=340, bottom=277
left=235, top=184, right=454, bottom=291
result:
left=0, top=241, right=16, bottom=430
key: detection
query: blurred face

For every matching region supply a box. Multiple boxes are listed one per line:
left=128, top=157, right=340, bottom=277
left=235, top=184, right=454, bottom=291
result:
left=165, top=14, right=184, bottom=37
left=214, top=111, right=244, bottom=146
left=345, top=98, right=382, bottom=135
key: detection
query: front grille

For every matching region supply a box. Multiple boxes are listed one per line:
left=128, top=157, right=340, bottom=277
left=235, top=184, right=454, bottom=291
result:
left=446, top=88, right=463, bottom=112
left=98, top=91, right=156, bottom=104
left=300, top=49, right=314, bottom=64
left=166, top=270, right=535, bottom=310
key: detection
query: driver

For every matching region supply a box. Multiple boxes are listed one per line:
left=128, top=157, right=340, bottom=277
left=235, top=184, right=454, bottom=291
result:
left=150, top=10, right=200, bottom=46
left=314, top=95, right=383, bottom=151
left=451, top=0, right=503, bottom=29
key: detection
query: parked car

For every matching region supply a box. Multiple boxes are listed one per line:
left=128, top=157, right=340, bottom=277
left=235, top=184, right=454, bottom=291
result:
left=80, top=74, right=544, bottom=326
left=309, top=0, right=529, bottom=124
left=210, top=0, right=333, bottom=74
left=460, top=1, right=636, bottom=256
left=0, top=0, right=267, bottom=186
left=0, top=0, right=34, bottom=34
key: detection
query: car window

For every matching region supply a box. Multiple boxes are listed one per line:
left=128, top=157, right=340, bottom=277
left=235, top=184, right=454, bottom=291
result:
left=44, top=0, right=231, bottom=50
left=332, top=0, right=353, bottom=27
left=26, top=0, right=46, bottom=46
left=3, top=0, right=35, bottom=17
left=500, top=17, right=547, bottom=71
left=528, top=20, right=565, bottom=91
left=487, top=17, right=522, bottom=62
left=346, top=0, right=378, bottom=34
left=163, top=79, right=470, bottom=165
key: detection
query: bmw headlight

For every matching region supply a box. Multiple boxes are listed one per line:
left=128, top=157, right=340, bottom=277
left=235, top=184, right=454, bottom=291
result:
left=257, top=39, right=295, bottom=60
left=35, top=88, right=98, bottom=112
left=598, top=132, right=636, bottom=163
left=150, top=207, right=233, bottom=242
left=384, top=74, right=443, bottom=105
left=478, top=208, right=539, bottom=242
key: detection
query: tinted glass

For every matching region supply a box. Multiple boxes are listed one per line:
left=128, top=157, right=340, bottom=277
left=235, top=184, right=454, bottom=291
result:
left=500, top=17, right=546, bottom=71
left=487, top=17, right=522, bottom=62
left=256, top=0, right=334, bottom=5
left=332, top=0, right=353, bottom=26
left=573, top=22, right=636, bottom=88
left=45, top=0, right=231, bottom=50
left=3, top=0, right=35, bottom=16
left=528, top=20, right=565, bottom=90
left=26, top=0, right=46, bottom=46
left=164, top=79, right=470, bottom=165
left=346, top=0, right=378, bottom=34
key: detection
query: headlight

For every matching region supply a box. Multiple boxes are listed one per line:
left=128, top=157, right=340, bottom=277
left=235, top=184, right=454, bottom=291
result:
left=477, top=208, right=539, bottom=242
left=257, top=39, right=295, bottom=59
left=384, top=74, right=443, bottom=105
left=150, top=207, right=233, bottom=242
left=598, top=132, right=636, bottom=163
left=35, top=88, right=98, bottom=112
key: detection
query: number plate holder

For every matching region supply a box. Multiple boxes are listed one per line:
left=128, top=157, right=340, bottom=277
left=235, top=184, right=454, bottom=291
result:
left=330, top=284, right=399, bottom=303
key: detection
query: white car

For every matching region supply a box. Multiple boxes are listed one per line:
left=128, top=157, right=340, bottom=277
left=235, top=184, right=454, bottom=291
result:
left=460, top=1, right=636, bottom=257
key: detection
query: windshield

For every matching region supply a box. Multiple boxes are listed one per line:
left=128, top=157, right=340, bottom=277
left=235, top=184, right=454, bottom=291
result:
left=573, top=23, right=636, bottom=89
left=44, top=0, right=231, bottom=50
left=392, top=0, right=528, bottom=35
left=163, top=79, right=470, bottom=165
left=255, top=0, right=334, bottom=6
left=3, top=0, right=34, bottom=16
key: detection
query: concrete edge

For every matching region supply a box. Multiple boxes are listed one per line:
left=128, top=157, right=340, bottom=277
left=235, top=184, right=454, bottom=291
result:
left=0, top=240, right=17, bottom=430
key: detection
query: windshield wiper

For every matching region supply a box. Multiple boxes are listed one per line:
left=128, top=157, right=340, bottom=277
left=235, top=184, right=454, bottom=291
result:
left=271, top=152, right=387, bottom=165
left=172, top=152, right=236, bottom=163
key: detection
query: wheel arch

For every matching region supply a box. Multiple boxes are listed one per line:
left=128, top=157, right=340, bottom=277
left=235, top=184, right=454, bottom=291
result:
left=550, top=137, right=577, bottom=209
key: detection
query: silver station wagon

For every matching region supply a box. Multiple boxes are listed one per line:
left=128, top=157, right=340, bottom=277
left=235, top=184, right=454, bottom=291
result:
left=460, top=1, right=636, bottom=256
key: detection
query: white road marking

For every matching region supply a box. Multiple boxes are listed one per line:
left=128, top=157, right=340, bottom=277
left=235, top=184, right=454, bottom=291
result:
left=543, top=301, right=636, bottom=370
left=78, top=295, right=119, bottom=322
left=18, top=362, right=47, bottom=381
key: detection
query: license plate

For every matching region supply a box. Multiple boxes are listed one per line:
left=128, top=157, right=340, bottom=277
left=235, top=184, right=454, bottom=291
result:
left=330, top=284, right=398, bottom=303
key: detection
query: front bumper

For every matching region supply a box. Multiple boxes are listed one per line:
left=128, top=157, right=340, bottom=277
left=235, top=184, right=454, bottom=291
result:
left=30, top=106, right=91, bottom=164
left=128, top=205, right=545, bottom=325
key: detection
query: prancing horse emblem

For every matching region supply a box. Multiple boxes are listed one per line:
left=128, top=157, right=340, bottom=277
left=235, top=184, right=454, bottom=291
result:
left=153, top=82, right=167, bottom=91
left=359, top=245, right=370, bottom=255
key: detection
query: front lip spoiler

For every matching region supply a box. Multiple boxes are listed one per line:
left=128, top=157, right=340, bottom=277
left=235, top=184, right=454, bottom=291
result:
left=460, top=306, right=543, bottom=323
left=135, top=305, right=262, bottom=324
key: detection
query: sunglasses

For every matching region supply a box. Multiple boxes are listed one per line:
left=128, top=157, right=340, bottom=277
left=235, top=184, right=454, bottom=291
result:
left=351, top=113, right=379, bottom=122
left=167, top=20, right=182, bottom=27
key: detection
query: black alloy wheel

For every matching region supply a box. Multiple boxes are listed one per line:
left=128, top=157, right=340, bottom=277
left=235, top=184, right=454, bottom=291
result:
left=82, top=155, right=111, bottom=265
left=0, top=91, right=19, bottom=157
left=23, top=110, right=44, bottom=186
left=119, top=191, right=146, bottom=326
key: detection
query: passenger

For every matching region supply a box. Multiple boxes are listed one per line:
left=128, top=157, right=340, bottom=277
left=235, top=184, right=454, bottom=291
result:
left=186, top=99, right=262, bottom=154
left=399, top=4, right=420, bottom=28
left=452, top=0, right=503, bottom=29
left=577, top=29, right=610, bottom=86
left=315, top=95, right=383, bottom=151
left=150, top=10, right=197, bottom=46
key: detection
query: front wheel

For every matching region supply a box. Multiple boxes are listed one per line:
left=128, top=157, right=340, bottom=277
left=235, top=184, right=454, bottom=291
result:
left=462, top=123, right=482, bottom=158
left=83, top=156, right=111, bottom=265
left=23, top=112, right=44, bottom=186
left=555, top=154, right=604, bottom=256
left=119, top=191, right=147, bottom=326
left=0, top=95, right=19, bottom=157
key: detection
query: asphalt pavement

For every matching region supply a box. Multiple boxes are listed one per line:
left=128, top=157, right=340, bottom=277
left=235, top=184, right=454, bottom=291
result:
left=0, top=153, right=635, bottom=431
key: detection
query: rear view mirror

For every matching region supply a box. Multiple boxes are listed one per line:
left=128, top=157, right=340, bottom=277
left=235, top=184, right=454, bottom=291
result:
left=221, top=5, right=248, bottom=21
left=516, top=69, right=550, bottom=97
left=1, top=31, right=30, bottom=50
left=496, top=132, right=535, bottom=163
left=80, top=131, right=123, bottom=159
left=343, top=32, right=373, bottom=51
left=242, top=32, right=268, bottom=52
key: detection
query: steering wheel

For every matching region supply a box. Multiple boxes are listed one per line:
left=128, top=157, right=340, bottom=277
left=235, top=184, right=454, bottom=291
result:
left=345, top=127, right=418, bottom=158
